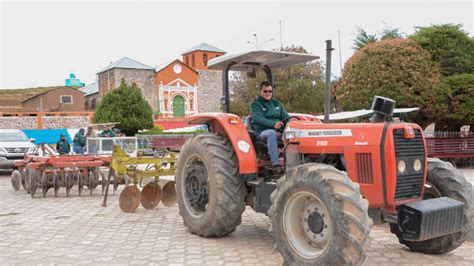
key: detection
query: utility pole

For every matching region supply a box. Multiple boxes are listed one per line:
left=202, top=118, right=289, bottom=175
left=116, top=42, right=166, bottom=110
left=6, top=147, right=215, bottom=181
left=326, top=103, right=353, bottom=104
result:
left=338, top=30, right=343, bottom=75
left=324, top=40, right=334, bottom=123
left=279, top=20, right=283, bottom=49
left=253, top=33, right=259, bottom=50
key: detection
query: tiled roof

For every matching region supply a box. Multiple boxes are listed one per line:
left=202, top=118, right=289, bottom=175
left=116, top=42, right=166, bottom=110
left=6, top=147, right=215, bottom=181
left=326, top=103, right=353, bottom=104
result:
left=182, top=43, right=226, bottom=55
left=98, top=57, right=155, bottom=73
left=79, top=82, right=98, bottom=96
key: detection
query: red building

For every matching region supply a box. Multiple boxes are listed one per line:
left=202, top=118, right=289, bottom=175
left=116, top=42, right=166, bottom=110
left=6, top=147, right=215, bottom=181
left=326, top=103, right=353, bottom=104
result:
left=155, top=43, right=225, bottom=118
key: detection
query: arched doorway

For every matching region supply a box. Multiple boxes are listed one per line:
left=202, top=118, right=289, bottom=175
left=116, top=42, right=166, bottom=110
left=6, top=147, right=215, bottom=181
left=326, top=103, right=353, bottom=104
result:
left=172, top=95, right=185, bottom=117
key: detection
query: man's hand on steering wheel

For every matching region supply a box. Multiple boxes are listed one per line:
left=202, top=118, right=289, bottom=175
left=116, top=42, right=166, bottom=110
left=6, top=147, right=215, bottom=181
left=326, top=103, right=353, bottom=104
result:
left=274, top=121, right=284, bottom=129
left=278, top=115, right=301, bottom=131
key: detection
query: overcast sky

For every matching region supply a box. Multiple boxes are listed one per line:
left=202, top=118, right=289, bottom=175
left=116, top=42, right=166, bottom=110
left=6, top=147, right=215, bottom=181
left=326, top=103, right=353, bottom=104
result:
left=1, top=1, right=472, bottom=89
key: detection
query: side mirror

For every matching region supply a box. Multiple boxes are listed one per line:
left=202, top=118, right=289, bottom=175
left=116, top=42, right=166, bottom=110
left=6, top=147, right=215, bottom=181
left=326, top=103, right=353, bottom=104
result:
left=30, top=138, right=36, bottom=143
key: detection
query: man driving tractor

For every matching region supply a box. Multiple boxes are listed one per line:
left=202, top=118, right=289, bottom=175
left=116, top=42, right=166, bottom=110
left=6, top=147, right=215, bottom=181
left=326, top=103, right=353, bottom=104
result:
left=251, top=81, right=289, bottom=173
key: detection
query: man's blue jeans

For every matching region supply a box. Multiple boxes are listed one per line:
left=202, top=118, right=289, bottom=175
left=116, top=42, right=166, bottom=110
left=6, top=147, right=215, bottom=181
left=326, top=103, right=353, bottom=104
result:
left=74, top=146, right=85, bottom=154
left=257, top=129, right=280, bottom=166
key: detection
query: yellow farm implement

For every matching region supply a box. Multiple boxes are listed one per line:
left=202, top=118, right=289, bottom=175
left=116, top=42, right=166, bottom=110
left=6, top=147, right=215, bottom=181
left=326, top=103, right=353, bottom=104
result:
left=102, top=145, right=177, bottom=213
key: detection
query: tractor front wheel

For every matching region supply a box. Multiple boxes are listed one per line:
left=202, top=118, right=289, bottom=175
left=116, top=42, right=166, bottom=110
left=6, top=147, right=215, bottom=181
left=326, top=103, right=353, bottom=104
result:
left=269, top=163, right=372, bottom=265
left=390, top=158, right=472, bottom=254
left=176, top=133, right=246, bottom=237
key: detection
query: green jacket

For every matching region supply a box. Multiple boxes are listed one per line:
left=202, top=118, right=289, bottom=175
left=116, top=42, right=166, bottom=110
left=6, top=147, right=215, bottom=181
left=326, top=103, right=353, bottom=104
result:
left=250, top=96, right=289, bottom=134
left=100, top=129, right=116, bottom=138
left=56, top=140, right=70, bottom=155
left=73, top=132, right=86, bottom=147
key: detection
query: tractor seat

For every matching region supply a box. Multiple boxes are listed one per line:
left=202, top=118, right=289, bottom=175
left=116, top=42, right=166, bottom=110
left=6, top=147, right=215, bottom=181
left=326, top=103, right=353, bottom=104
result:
left=243, top=116, right=284, bottom=148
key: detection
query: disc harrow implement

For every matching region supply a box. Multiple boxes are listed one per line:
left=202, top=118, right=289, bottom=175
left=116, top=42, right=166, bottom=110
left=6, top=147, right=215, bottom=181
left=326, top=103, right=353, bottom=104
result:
left=11, top=152, right=111, bottom=198
left=102, top=145, right=177, bottom=213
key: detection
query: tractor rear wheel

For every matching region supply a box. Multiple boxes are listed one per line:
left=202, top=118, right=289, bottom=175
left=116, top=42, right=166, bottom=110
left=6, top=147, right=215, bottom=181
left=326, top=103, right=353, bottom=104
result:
left=176, top=133, right=246, bottom=237
left=390, top=158, right=472, bottom=254
left=269, top=163, right=372, bottom=265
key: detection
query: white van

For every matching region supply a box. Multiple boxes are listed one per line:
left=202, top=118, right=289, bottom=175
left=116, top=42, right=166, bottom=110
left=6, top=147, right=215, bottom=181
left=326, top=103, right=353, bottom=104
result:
left=0, top=129, right=36, bottom=169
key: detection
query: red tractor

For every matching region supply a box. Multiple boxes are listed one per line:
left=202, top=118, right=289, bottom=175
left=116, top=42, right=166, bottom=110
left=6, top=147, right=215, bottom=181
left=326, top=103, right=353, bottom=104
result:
left=175, top=50, right=471, bottom=265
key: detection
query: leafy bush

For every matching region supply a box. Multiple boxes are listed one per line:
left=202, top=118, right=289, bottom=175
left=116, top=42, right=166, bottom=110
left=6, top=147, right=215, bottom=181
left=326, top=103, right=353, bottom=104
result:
left=337, top=39, right=441, bottom=127
left=93, top=80, right=154, bottom=136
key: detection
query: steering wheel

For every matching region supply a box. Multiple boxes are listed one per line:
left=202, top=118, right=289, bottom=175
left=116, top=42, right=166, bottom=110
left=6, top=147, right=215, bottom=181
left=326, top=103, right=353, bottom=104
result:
left=281, top=115, right=301, bottom=124
left=280, top=115, right=301, bottom=131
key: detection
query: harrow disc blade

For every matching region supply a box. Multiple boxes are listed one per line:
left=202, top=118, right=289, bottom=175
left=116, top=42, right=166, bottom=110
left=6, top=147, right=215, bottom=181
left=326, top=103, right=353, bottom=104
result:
left=42, top=171, right=50, bottom=197
left=119, top=185, right=141, bottom=213
left=77, top=172, right=84, bottom=196
left=11, top=170, right=22, bottom=191
left=161, top=181, right=177, bottom=207
left=65, top=173, right=74, bottom=197
left=88, top=170, right=94, bottom=195
left=20, top=169, right=28, bottom=192
left=53, top=173, right=60, bottom=197
left=29, top=169, right=38, bottom=198
left=23, top=169, right=31, bottom=194
left=140, top=183, right=162, bottom=210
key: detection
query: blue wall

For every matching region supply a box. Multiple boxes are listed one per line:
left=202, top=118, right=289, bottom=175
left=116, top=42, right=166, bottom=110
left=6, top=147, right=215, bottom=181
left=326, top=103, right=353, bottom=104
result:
left=23, top=129, right=71, bottom=145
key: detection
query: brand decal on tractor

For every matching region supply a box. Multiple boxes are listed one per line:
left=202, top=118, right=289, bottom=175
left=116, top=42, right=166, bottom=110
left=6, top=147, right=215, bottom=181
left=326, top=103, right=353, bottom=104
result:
left=237, top=140, right=250, bottom=153
left=299, top=129, right=353, bottom=137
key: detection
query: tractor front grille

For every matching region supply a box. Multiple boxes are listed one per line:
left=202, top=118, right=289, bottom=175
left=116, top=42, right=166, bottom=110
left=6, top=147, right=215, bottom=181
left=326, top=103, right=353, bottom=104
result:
left=356, top=153, right=374, bottom=184
left=393, top=129, right=425, bottom=200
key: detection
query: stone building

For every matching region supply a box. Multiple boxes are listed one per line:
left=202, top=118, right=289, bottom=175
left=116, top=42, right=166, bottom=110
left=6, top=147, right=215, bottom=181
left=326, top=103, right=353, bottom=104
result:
left=97, top=57, right=157, bottom=111
left=197, top=70, right=223, bottom=113
left=79, top=83, right=99, bottom=111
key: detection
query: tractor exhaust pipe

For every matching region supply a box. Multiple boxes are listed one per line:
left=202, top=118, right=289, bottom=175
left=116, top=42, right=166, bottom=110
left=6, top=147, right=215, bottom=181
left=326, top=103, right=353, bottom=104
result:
left=369, top=96, right=395, bottom=123
left=324, top=40, right=334, bottom=123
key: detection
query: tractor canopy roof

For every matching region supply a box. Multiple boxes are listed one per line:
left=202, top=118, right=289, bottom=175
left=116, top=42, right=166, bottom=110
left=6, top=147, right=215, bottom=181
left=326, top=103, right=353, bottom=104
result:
left=207, top=50, right=319, bottom=71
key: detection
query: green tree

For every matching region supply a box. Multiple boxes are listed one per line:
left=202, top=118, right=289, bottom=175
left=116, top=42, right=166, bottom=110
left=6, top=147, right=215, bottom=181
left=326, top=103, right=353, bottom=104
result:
left=229, top=45, right=325, bottom=116
left=353, top=27, right=377, bottom=50
left=353, top=25, right=404, bottom=50
left=433, top=74, right=474, bottom=129
left=338, top=39, right=441, bottom=127
left=380, top=25, right=404, bottom=41
left=410, top=24, right=474, bottom=76
left=93, top=80, right=154, bottom=136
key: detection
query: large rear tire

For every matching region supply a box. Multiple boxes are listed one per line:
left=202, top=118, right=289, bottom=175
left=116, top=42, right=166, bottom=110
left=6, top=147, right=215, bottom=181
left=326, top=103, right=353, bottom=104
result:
left=269, top=163, right=372, bottom=265
left=176, top=133, right=246, bottom=237
left=390, top=158, right=472, bottom=254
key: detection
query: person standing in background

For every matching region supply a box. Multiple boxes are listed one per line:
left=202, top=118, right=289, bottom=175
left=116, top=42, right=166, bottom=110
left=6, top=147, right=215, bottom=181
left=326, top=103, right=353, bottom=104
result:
left=73, top=128, right=86, bottom=154
left=56, top=133, right=71, bottom=155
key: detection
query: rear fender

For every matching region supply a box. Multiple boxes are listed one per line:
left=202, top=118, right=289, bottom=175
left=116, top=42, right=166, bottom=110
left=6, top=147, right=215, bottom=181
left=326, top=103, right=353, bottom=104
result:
left=188, top=113, right=258, bottom=174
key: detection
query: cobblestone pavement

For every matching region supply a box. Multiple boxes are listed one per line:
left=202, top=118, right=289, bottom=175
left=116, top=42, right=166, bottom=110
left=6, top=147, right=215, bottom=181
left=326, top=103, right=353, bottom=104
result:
left=0, top=170, right=473, bottom=265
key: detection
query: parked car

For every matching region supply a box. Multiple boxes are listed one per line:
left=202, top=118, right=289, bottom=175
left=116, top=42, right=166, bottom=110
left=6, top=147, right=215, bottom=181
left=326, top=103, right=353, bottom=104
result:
left=0, top=129, right=36, bottom=169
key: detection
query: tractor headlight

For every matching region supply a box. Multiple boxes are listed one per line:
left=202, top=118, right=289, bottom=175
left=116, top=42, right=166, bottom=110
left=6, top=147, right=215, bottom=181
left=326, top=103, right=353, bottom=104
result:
left=413, top=159, right=422, bottom=172
left=285, top=131, right=296, bottom=140
left=397, top=160, right=406, bottom=174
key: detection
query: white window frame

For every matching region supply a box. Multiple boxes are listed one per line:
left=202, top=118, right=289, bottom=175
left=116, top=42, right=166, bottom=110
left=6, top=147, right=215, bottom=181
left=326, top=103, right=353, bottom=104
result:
left=60, top=95, right=73, bottom=104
